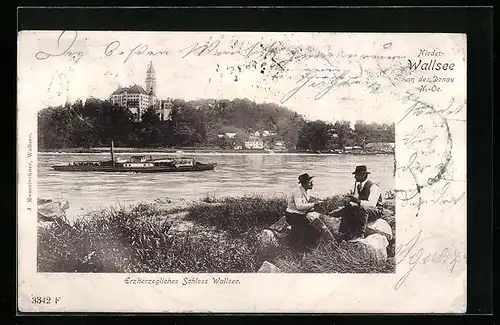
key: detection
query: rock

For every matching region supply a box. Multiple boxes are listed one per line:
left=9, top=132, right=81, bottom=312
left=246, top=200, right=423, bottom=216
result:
left=342, top=234, right=389, bottom=263
left=363, top=234, right=389, bottom=263
left=37, top=199, right=70, bottom=228
left=305, top=211, right=322, bottom=222
left=269, top=216, right=289, bottom=233
left=381, top=212, right=395, bottom=230
left=366, top=219, right=393, bottom=241
left=258, top=261, right=281, bottom=273
left=37, top=198, right=53, bottom=205
left=258, top=229, right=278, bottom=248
left=268, top=217, right=291, bottom=241
left=38, top=200, right=70, bottom=220
left=37, top=220, right=55, bottom=229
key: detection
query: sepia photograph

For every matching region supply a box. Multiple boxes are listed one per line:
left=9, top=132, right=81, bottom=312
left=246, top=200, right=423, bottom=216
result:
left=18, top=29, right=467, bottom=313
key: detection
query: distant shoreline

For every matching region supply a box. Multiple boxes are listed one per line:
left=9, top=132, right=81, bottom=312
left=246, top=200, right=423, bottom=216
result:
left=38, top=147, right=394, bottom=155
left=39, top=147, right=271, bottom=154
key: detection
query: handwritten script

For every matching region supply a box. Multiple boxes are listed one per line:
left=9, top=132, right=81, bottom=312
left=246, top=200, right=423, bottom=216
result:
left=280, top=67, right=362, bottom=104
left=104, top=40, right=170, bottom=64
left=394, top=230, right=462, bottom=290
left=35, top=31, right=84, bottom=63
left=393, top=84, right=466, bottom=290
left=33, top=32, right=417, bottom=105
left=395, top=91, right=466, bottom=216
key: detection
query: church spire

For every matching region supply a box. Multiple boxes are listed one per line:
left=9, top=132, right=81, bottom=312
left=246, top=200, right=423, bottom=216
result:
left=146, top=61, right=157, bottom=108
left=145, top=61, right=156, bottom=96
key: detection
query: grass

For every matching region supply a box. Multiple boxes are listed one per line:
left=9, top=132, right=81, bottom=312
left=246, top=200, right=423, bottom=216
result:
left=38, top=204, right=264, bottom=273
left=274, top=241, right=395, bottom=273
left=187, top=194, right=349, bottom=234
left=185, top=195, right=287, bottom=236
left=38, top=195, right=396, bottom=273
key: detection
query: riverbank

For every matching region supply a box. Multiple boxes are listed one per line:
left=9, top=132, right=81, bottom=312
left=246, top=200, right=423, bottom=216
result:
left=38, top=147, right=394, bottom=155
left=38, top=194, right=396, bottom=273
left=39, top=147, right=268, bottom=154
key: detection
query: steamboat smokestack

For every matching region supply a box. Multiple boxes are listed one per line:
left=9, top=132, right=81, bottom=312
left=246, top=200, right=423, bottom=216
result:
left=111, top=140, right=115, bottom=166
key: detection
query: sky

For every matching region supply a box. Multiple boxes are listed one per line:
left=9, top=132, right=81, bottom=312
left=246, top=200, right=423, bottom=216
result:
left=18, top=31, right=466, bottom=124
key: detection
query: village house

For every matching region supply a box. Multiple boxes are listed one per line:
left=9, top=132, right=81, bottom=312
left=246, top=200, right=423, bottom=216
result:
left=261, top=130, right=277, bottom=137
left=217, top=132, right=238, bottom=139
left=273, top=141, right=287, bottom=151
left=343, top=146, right=363, bottom=154
left=365, top=142, right=396, bottom=153
left=352, top=145, right=363, bottom=153
left=157, top=99, right=173, bottom=121
left=245, top=136, right=264, bottom=149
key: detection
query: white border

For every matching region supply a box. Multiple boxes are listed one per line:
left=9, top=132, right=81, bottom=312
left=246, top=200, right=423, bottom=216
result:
left=17, top=31, right=467, bottom=313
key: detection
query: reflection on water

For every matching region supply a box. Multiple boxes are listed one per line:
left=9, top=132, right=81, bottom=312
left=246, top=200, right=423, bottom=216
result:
left=38, top=152, right=395, bottom=222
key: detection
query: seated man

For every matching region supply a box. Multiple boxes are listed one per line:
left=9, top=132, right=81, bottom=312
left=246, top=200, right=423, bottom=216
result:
left=337, top=165, right=384, bottom=241
left=285, top=173, right=336, bottom=250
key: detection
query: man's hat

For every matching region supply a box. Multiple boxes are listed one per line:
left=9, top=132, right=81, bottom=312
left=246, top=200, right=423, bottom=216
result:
left=298, top=173, right=314, bottom=184
left=352, top=165, right=370, bottom=174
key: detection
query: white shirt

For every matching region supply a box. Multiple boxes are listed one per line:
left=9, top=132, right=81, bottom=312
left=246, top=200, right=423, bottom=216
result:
left=286, top=185, right=315, bottom=215
left=355, top=179, right=381, bottom=208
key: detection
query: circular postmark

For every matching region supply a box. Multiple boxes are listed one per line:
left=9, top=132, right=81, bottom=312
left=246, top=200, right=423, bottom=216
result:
left=394, top=91, right=454, bottom=216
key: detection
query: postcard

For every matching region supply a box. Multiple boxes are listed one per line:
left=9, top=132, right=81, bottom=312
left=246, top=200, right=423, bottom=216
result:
left=17, top=31, right=466, bottom=313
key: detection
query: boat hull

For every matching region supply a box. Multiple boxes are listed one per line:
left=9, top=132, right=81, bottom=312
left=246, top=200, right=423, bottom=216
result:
left=52, top=163, right=217, bottom=173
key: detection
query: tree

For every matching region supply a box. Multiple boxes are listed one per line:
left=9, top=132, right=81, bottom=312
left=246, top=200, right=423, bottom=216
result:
left=332, top=121, right=354, bottom=149
left=297, top=120, right=335, bottom=151
left=95, top=101, right=134, bottom=146
left=38, top=96, right=344, bottom=151
left=173, top=106, right=207, bottom=146
left=141, top=107, right=161, bottom=126
left=354, top=120, right=368, bottom=148
left=353, top=121, right=395, bottom=146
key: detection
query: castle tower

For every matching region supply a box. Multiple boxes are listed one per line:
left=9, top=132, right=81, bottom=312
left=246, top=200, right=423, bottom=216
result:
left=145, top=61, right=157, bottom=108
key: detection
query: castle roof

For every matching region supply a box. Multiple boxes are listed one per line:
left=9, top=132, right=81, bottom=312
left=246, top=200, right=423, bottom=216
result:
left=111, top=84, right=148, bottom=95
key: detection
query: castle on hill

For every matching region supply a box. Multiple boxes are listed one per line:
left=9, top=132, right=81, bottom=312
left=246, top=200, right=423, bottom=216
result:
left=109, top=62, right=173, bottom=121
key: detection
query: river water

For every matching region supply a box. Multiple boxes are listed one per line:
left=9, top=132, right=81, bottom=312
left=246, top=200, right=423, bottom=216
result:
left=38, top=152, right=395, bottom=222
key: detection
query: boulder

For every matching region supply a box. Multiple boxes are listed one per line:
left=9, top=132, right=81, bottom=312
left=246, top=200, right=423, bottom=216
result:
left=342, top=233, right=389, bottom=263
left=268, top=216, right=291, bottom=241
left=363, top=234, right=389, bottom=263
left=258, top=261, right=281, bottom=273
left=38, top=200, right=70, bottom=220
left=37, top=199, right=70, bottom=228
left=366, top=218, right=393, bottom=241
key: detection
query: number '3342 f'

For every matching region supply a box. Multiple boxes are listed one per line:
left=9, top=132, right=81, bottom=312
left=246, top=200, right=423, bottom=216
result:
left=31, top=296, right=61, bottom=304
